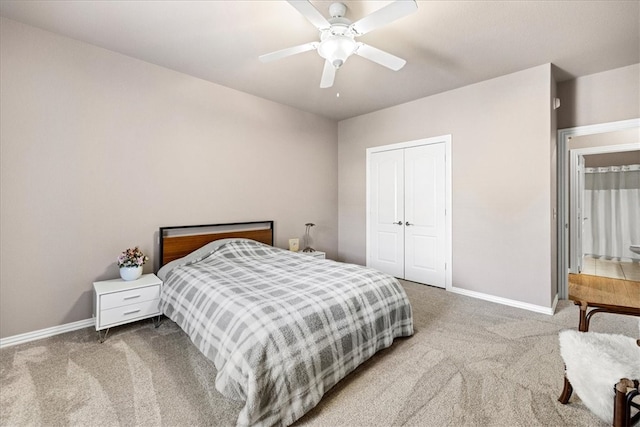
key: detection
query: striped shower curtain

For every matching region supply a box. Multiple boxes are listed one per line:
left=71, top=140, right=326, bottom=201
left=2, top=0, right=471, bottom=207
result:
left=583, top=164, right=640, bottom=260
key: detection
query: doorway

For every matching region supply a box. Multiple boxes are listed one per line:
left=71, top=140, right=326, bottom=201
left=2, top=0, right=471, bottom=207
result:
left=579, top=151, right=640, bottom=280
left=558, top=119, right=640, bottom=299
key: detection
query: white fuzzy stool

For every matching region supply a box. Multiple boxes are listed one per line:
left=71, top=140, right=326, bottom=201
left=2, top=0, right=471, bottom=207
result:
left=559, top=329, right=640, bottom=425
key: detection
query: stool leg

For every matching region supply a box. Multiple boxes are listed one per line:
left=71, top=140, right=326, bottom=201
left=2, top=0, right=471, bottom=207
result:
left=614, top=378, right=638, bottom=427
left=559, top=375, right=573, bottom=404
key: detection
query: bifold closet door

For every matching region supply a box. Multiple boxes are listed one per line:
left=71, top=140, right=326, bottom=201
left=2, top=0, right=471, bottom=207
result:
left=368, top=143, right=446, bottom=288
left=369, top=149, right=405, bottom=278
left=404, top=144, right=446, bottom=287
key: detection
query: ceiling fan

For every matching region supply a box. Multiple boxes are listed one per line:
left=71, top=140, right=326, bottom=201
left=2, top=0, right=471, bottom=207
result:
left=259, top=0, right=418, bottom=88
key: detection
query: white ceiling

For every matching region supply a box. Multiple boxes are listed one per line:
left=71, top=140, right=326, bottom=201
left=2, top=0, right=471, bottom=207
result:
left=1, top=1, right=638, bottom=121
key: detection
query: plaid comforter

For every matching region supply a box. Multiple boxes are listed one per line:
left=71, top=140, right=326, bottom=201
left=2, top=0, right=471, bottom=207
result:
left=160, top=240, right=413, bottom=427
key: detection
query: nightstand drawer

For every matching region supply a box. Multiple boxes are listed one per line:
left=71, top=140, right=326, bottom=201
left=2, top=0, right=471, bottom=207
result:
left=100, top=298, right=161, bottom=327
left=100, top=284, right=160, bottom=310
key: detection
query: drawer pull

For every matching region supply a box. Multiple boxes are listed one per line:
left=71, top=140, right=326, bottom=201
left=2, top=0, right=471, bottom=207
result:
left=123, top=294, right=141, bottom=300
left=124, top=309, right=141, bottom=315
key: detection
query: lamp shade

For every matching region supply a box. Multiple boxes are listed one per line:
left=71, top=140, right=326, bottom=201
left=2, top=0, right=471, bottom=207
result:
left=317, top=34, right=357, bottom=68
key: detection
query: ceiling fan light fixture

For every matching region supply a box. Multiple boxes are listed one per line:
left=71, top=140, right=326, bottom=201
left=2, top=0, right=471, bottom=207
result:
left=317, top=34, right=356, bottom=69
left=260, top=0, right=418, bottom=88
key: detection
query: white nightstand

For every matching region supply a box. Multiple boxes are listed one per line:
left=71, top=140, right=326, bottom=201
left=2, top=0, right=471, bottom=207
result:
left=93, top=273, right=162, bottom=342
left=301, top=250, right=326, bottom=259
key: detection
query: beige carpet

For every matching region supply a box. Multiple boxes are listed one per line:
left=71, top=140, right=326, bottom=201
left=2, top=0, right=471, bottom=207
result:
left=1, top=280, right=637, bottom=426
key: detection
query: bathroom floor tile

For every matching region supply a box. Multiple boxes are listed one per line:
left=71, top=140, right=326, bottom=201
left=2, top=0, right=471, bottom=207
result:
left=583, top=255, right=639, bottom=281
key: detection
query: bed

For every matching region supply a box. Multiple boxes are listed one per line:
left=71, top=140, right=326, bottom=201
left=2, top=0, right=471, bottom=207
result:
left=157, top=221, right=413, bottom=427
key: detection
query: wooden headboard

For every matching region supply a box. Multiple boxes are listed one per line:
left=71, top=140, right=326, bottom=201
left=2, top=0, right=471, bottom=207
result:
left=158, top=221, right=274, bottom=267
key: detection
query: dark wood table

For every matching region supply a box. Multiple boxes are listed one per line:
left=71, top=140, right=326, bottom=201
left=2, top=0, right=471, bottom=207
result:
left=567, top=273, right=640, bottom=332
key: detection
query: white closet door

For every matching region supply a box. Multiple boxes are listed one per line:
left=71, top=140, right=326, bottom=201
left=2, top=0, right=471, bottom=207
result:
left=369, top=149, right=405, bottom=278
left=404, top=143, right=446, bottom=287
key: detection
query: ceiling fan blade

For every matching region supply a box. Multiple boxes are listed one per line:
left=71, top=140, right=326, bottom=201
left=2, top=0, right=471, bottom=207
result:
left=355, top=43, right=406, bottom=71
left=320, top=60, right=336, bottom=88
left=259, top=42, right=318, bottom=63
left=287, top=0, right=331, bottom=30
left=351, top=0, right=418, bottom=35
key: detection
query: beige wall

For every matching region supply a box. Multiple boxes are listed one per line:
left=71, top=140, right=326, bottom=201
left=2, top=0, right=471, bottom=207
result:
left=0, top=18, right=339, bottom=338
left=584, top=150, right=640, bottom=167
left=569, top=128, right=640, bottom=151
left=338, top=64, right=555, bottom=308
left=557, top=64, right=640, bottom=129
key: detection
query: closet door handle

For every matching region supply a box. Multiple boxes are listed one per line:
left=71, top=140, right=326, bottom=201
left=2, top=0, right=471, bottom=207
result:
left=393, top=221, right=403, bottom=226
left=405, top=221, right=413, bottom=226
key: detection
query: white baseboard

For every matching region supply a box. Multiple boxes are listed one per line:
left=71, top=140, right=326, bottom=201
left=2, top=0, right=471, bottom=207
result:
left=449, top=286, right=558, bottom=315
left=0, top=318, right=95, bottom=349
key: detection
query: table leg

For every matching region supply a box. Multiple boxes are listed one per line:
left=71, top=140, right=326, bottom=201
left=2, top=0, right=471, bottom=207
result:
left=578, top=301, right=589, bottom=332
left=561, top=301, right=587, bottom=404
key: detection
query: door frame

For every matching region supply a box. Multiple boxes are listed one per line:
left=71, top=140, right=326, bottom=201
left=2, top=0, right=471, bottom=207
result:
left=558, top=118, right=640, bottom=299
left=573, top=154, right=586, bottom=275
left=366, top=134, right=452, bottom=290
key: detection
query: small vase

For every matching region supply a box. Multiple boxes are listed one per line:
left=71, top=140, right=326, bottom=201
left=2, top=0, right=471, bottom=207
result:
left=120, top=266, right=142, bottom=281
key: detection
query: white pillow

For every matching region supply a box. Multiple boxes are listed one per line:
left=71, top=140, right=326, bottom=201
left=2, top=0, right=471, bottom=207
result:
left=559, top=329, right=640, bottom=424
